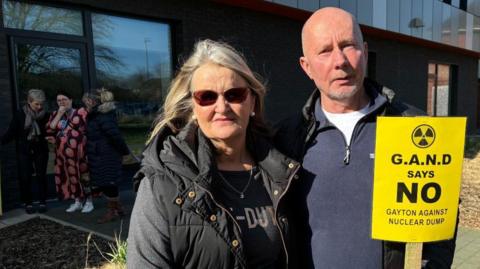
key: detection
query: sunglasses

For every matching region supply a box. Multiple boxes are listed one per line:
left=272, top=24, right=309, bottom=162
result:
left=193, top=87, right=250, bottom=106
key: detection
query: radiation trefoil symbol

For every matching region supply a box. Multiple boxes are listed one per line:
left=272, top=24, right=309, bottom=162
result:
left=411, top=124, right=436, bottom=148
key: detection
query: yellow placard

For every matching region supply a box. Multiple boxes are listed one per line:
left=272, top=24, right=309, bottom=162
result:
left=371, top=117, right=466, bottom=242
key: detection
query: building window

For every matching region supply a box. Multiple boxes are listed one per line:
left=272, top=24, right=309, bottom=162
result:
left=91, top=14, right=172, bottom=145
left=427, top=63, right=454, bottom=116
left=459, top=0, right=467, bottom=11
left=2, top=0, right=83, bottom=35
left=14, top=43, right=84, bottom=108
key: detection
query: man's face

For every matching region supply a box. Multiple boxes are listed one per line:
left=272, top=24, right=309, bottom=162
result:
left=300, top=16, right=367, bottom=103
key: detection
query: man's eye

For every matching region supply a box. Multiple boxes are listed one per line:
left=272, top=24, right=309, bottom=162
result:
left=318, top=49, right=331, bottom=55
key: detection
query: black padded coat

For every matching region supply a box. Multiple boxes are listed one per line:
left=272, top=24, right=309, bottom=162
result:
left=86, top=108, right=129, bottom=186
left=127, top=123, right=300, bottom=268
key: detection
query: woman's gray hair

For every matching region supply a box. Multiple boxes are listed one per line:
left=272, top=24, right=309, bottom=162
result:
left=27, top=89, right=46, bottom=103
left=149, top=39, right=269, bottom=142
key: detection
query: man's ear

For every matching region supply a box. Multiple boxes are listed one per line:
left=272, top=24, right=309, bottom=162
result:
left=299, top=56, right=312, bottom=80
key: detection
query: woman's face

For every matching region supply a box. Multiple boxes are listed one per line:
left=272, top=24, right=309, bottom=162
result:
left=28, top=100, right=44, bottom=112
left=82, top=97, right=95, bottom=110
left=191, top=63, right=255, bottom=143
left=56, top=94, right=72, bottom=109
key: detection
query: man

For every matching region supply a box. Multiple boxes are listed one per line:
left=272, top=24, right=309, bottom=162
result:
left=276, top=7, right=456, bottom=269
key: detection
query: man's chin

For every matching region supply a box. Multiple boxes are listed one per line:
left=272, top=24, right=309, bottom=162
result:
left=324, top=87, right=359, bottom=101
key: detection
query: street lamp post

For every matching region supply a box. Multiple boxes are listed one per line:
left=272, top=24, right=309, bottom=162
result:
left=144, top=37, right=151, bottom=79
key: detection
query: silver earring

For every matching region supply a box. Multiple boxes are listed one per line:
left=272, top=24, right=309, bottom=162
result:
left=192, top=114, right=197, bottom=120
left=250, top=111, right=255, bottom=117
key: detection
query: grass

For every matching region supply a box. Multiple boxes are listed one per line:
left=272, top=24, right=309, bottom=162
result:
left=89, top=222, right=127, bottom=269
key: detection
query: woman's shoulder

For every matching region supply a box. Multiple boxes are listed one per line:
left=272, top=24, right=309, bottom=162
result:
left=134, top=164, right=180, bottom=199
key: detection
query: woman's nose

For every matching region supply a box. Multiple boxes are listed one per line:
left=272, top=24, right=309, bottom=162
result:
left=214, top=95, right=229, bottom=113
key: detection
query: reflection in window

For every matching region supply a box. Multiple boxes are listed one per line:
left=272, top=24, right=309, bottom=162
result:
left=357, top=0, right=373, bottom=26
left=92, top=14, right=172, bottom=148
left=15, top=44, right=83, bottom=109
left=423, top=0, right=434, bottom=40
left=387, top=0, right=400, bottom=32
left=399, top=0, right=412, bottom=36
left=442, top=4, right=452, bottom=45
left=298, top=0, right=319, bottom=11
left=457, top=9, right=467, bottom=48
left=372, top=0, right=387, bottom=29
left=339, top=0, right=356, bottom=15
left=473, top=14, right=480, bottom=51
left=433, top=0, right=444, bottom=42
left=427, top=63, right=451, bottom=116
left=320, top=0, right=339, bottom=8
left=411, top=0, right=423, bottom=38
left=2, top=0, right=83, bottom=35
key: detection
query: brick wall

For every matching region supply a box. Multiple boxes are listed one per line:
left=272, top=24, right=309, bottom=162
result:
left=366, top=35, right=478, bottom=131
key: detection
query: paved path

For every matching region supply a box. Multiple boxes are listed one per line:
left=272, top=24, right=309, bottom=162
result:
left=453, top=227, right=480, bottom=268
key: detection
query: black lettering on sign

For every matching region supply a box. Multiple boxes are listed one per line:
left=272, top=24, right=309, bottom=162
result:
left=442, top=154, right=451, bottom=165
left=397, top=182, right=442, bottom=203
left=407, top=170, right=435, bottom=178
left=421, top=182, right=441, bottom=203
left=397, top=182, right=418, bottom=203
left=391, top=154, right=452, bottom=166
left=426, top=154, right=436, bottom=165
left=392, top=154, right=402, bottom=164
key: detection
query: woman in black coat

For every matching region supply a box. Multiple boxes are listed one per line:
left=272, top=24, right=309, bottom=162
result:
left=1, top=89, right=49, bottom=214
left=83, top=89, right=130, bottom=223
left=127, top=40, right=300, bottom=268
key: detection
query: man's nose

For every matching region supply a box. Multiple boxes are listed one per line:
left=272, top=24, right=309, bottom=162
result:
left=332, top=48, right=348, bottom=69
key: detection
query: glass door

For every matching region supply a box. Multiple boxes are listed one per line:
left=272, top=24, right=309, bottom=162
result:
left=10, top=37, right=89, bottom=110
left=9, top=37, right=89, bottom=198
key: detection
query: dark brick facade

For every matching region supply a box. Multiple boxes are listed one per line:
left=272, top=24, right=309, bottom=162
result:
left=366, top=35, right=478, bottom=127
left=0, top=0, right=478, bottom=210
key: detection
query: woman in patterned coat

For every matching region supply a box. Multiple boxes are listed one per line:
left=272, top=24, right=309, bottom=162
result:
left=46, top=91, right=92, bottom=213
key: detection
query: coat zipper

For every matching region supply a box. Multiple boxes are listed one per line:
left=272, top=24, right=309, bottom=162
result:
left=274, top=164, right=301, bottom=268
left=341, top=116, right=367, bottom=165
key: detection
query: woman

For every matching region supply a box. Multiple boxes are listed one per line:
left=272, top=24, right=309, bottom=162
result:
left=127, top=40, right=300, bottom=268
left=1, top=89, right=49, bottom=214
left=46, top=91, right=91, bottom=212
left=83, top=89, right=130, bottom=223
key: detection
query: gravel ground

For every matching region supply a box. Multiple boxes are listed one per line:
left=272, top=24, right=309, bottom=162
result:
left=459, top=152, right=480, bottom=230
left=0, top=218, right=112, bottom=269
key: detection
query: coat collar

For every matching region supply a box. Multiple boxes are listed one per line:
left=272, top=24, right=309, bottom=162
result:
left=141, top=122, right=299, bottom=193
left=302, top=78, right=390, bottom=130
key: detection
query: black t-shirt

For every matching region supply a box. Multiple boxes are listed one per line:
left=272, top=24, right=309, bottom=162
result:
left=213, top=168, right=282, bottom=268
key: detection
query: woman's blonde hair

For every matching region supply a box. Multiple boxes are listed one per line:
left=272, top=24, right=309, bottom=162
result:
left=98, top=88, right=114, bottom=103
left=27, top=89, right=46, bottom=103
left=148, top=39, right=269, bottom=142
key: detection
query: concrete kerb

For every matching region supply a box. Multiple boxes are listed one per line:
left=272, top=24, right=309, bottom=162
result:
left=0, top=209, right=115, bottom=241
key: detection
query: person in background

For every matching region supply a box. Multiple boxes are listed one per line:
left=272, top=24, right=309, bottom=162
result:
left=1, top=89, right=49, bottom=214
left=83, top=89, right=129, bottom=223
left=127, top=39, right=299, bottom=268
left=274, top=7, right=456, bottom=268
left=46, top=91, right=92, bottom=213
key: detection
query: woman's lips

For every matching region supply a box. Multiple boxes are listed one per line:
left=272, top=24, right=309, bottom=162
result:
left=214, top=117, right=234, bottom=122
